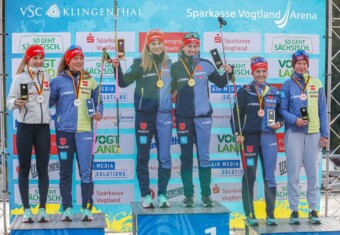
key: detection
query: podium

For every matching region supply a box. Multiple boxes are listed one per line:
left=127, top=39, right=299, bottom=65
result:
left=245, top=218, right=340, bottom=235
left=131, top=201, right=230, bottom=235
left=10, top=213, right=106, bottom=235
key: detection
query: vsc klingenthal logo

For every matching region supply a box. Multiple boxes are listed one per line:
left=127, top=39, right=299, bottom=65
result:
left=20, top=4, right=60, bottom=18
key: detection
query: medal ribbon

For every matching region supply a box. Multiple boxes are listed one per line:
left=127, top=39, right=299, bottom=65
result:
left=291, top=75, right=310, bottom=96
left=254, top=83, right=267, bottom=111
left=67, top=70, right=83, bottom=100
left=27, top=66, right=45, bottom=95
left=181, top=59, right=197, bottom=84
left=153, top=61, right=164, bottom=84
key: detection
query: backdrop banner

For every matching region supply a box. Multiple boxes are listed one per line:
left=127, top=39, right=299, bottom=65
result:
left=6, top=0, right=326, bottom=231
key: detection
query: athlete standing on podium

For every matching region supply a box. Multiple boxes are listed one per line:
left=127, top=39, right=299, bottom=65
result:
left=232, top=57, right=282, bottom=226
left=171, top=32, right=232, bottom=208
left=112, top=29, right=173, bottom=208
left=50, top=45, right=103, bottom=222
left=280, top=50, right=328, bottom=225
left=7, top=45, right=51, bottom=223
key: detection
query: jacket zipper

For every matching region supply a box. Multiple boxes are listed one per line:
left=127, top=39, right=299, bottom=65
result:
left=38, top=72, right=44, bottom=124
left=139, top=87, right=144, bottom=110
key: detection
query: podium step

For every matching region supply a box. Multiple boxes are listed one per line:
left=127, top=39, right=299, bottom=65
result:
left=10, top=213, right=106, bottom=235
left=245, top=218, right=340, bottom=235
left=131, top=201, right=230, bottom=235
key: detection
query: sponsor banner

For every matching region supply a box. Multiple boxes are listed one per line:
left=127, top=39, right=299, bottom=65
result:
left=139, top=32, right=186, bottom=53
left=265, top=34, right=320, bottom=54
left=100, top=83, right=134, bottom=103
left=211, top=159, right=243, bottom=177
left=209, top=84, right=242, bottom=103
left=76, top=184, right=134, bottom=205
left=98, top=108, right=135, bottom=129
left=13, top=159, right=60, bottom=180
left=267, top=58, right=318, bottom=78
left=150, top=134, right=181, bottom=154
left=149, top=158, right=198, bottom=180
left=212, top=107, right=231, bottom=129
left=14, top=184, right=61, bottom=204
left=13, top=134, right=58, bottom=155
left=211, top=133, right=238, bottom=154
left=276, top=181, right=307, bottom=200
left=276, top=157, right=306, bottom=177
left=211, top=182, right=258, bottom=202
left=12, top=33, right=71, bottom=53
left=95, top=134, right=135, bottom=155
left=75, top=159, right=135, bottom=180
left=76, top=32, right=135, bottom=53
left=203, top=32, right=261, bottom=53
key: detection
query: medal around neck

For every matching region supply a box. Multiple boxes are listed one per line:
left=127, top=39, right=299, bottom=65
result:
left=300, top=93, right=307, bottom=100
left=36, top=95, right=44, bottom=103
left=258, top=109, right=265, bottom=117
left=74, top=99, right=81, bottom=107
left=157, top=80, right=164, bottom=88
left=188, top=79, right=195, bottom=87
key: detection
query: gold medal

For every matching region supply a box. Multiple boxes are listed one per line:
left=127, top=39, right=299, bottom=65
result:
left=188, top=79, right=195, bottom=87
left=258, top=109, right=265, bottom=117
left=157, top=80, right=164, bottom=88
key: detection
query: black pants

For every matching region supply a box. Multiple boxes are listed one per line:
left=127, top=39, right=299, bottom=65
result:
left=16, top=123, right=50, bottom=209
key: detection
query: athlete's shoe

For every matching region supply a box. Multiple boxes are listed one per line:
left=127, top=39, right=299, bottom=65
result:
left=183, top=196, right=194, bottom=208
left=142, top=195, right=155, bottom=208
left=158, top=194, right=170, bottom=208
left=22, top=208, right=34, bottom=223
left=246, top=215, right=259, bottom=226
left=289, top=210, right=300, bottom=225
left=37, top=208, right=49, bottom=223
left=266, top=215, right=278, bottom=226
left=201, top=195, right=215, bottom=207
left=308, top=210, right=321, bottom=224
left=61, top=207, right=73, bottom=222
left=82, top=208, right=94, bottom=222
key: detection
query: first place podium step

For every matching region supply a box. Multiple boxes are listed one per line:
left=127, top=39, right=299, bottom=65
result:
left=131, top=201, right=230, bottom=235
left=10, top=213, right=106, bottom=235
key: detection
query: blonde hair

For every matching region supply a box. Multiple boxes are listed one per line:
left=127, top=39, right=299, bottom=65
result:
left=140, top=43, right=168, bottom=72
left=16, top=56, right=27, bottom=75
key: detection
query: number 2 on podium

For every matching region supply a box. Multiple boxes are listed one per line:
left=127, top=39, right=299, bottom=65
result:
left=205, top=227, right=216, bottom=235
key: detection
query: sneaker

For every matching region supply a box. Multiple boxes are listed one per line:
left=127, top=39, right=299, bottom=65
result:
left=289, top=210, right=300, bottom=225
left=308, top=210, right=321, bottom=224
left=37, top=208, right=49, bottom=223
left=22, top=208, right=34, bottom=223
left=82, top=208, right=94, bottom=222
left=61, top=207, right=73, bottom=222
left=158, top=194, right=170, bottom=208
left=142, top=195, right=155, bottom=208
left=201, top=195, right=215, bottom=207
left=266, top=215, right=278, bottom=226
left=246, top=215, right=259, bottom=226
left=183, top=196, right=194, bottom=208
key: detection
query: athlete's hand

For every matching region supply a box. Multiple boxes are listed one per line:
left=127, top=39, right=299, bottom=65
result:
left=319, top=137, right=328, bottom=148
left=92, top=112, right=102, bottom=121
left=295, top=118, right=308, bottom=127
left=269, top=122, right=281, bottom=130
left=222, top=64, right=233, bottom=74
left=15, top=99, right=27, bottom=107
left=236, top=135, right=244, bottom=144
left=111, top=59, right=120, bottom=67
